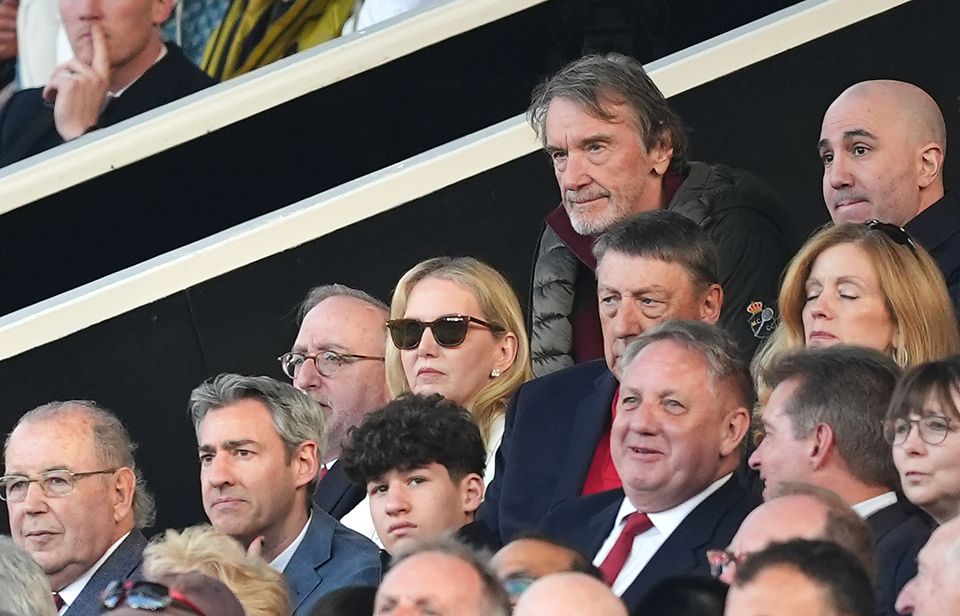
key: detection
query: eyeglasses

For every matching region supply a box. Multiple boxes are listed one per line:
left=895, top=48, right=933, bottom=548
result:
left=387, top=315, right=505, bottom=350
left=865, top=220, right=918, bottom=252
left=884, top=415, right=954, bottom=446
left=101, top=580, right=207, bottom=615
left=502, top=575, right=537, bottom=604
left=278, top=350, right=384, bottom=379
left=0, top=468, right=117, bottom=502
left=706, top=548, right=747, bottom=578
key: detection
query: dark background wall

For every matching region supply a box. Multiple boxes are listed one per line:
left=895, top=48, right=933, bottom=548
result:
left=1, top=0, right=956, bottom=534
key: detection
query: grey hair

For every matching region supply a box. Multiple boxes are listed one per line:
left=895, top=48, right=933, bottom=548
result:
left=5, top=400, right=156, bottom=528
left=297, top=283, right=388, bottom=323
left=0, top=536, right=57, bottom=616
left=528, top=52, right=687, bottom=173
left=762, top=346, right=901, bottom=491
left=189, top=374, right=325, bottom=468
left=592, top=210, right=719, bottom=288
left=388, top=537, right=510, bottom=616
left=620, top=320, right=754, bottom=408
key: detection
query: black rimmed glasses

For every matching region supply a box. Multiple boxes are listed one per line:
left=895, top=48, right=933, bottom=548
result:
left=884, top=415, right=954, bottom=446
left=0, top=468, right=117, bottom=502
left=278, top=350, right=385, bottom=379
left=865, top=219, right=918, bottom=252
left=386, top=314, right=505, bottom=350
left=101, top=580, right=207, bottom=615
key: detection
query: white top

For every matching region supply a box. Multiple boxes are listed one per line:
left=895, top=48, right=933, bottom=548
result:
left=342, top=0, right=433, bottom=34
left=57, top=531, right=131, bottom=614
left=593, top=474, right=734, bottom=596
left=269, top=512, right=312, bottom=573
left=340, top=413, right=505, bottom=548
left=852, top=491, right=898, bottom=519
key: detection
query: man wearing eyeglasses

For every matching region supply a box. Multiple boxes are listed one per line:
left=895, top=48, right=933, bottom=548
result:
left=748, top=347, right=933, bottom=616
left=278, top=284, right=389, bottom=520
left=2, top=400, right=154, bottom=616
left=819, top=80, right=960, bottom=313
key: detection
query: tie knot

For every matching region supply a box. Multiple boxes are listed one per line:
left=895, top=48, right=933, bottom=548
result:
left=53, top=591, right=65, bottom=611
left=622, top=512, right=652, bottom=537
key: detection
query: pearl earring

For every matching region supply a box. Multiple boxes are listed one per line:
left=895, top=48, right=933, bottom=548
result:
left=490, top=369, right=501, bottom=378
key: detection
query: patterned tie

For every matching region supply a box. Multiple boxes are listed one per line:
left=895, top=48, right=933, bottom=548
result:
left=53, top=592, right=65, bottom=611
left=599, top=512, right=653, bottom=585
left=318, top=464, right=329, bottom=482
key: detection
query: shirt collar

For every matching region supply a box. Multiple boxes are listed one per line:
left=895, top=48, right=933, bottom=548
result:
left=269, top=512, right=312, bottom=573
left=616, top=474, right=733, bottom=539
left=852, top=491, right=898, bottom=519
left=110, top=45, right=167, bottom=98
left=57, top=531, right=131, bottom=607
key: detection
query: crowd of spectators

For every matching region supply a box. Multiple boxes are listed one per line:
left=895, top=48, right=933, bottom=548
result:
left=0, top=5, right=959, bottom=616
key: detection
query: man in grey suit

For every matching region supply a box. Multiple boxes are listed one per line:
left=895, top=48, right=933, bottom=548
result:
left=190, top=374, right=380, bottom=616
left=2, top=400, right=155, bottom=615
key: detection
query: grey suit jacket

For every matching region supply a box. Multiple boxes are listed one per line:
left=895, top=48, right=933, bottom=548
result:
left=285, top=510, right=381, bottom=616
left=63, top=529, right=147, bottom=616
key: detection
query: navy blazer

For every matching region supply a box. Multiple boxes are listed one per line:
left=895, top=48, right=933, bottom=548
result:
left=312, top=461, right=366, bottom=520
left=0, top=43, right=214, bottom=167
left=540, top=477, right=759, bottom=610
left=906, top=191, right=960, bottom=317
left=284, top=509, right=381, bottom=616
left=866, top=498, right=935, bottom=616
left=480, top=359, right=617, bottom=544
left=64, top=529, right=147, bottom=616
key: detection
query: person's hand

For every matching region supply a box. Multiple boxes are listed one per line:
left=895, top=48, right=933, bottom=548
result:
left=42, top=23, right=111, bottom=140
left=0, top=0, right=17, bottom=62
left=246, top=535, right=265, bottom=559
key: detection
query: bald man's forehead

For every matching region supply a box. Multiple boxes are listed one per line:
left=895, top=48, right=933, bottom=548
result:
left=825, top=80, right=945, bottom=147
left=733, top=498, right=828, bottom=553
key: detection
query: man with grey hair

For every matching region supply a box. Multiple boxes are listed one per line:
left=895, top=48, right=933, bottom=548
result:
left=528, top=52, right=792, bottom=376
left=2, top=400, right=154, bottom=616
left=375, top=537, right=511, bottom=616
left=749, top=347, right=932, bottom=616
left=190, top=373, right=380, bottom=616
left=539, top=320, right=759, bottom=611
left=0, top=535, right=57, bottom=616
left=482, top=210, right=727, bottom=545
left=277, top=283, right=389, bottom=520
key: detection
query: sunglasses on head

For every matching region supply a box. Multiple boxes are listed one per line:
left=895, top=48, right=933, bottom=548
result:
left=864, top=219, right=917, bottom=252
left=101, top=580, right=207, bottom=616
left=386, top=314, right=505, bottom=350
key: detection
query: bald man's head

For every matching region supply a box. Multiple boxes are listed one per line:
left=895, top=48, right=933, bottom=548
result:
left=819, top=79, right=946, bottom=225
left=514, top=573, right=627, bottom=616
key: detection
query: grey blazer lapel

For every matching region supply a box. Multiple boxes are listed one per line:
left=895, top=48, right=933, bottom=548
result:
left=284, top=516, right=333, bottom=614
left=64, top=530, right=147, bottom=616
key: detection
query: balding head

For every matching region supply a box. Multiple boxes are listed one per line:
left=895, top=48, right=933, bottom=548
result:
left=514, top=573, right=627, bottom=616
left=819, top=80, right=946, bottom=225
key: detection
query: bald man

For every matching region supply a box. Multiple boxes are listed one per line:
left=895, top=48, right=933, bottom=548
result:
left=818, top=80, right=960, bottom=310
left=514, top=573, right=628, bottom=616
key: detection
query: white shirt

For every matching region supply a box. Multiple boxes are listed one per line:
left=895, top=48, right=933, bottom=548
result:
left=593, top=474, right=733, bottom=596
left=269, top=513, right=312, bottom=573
left=853, top=491, right=898, bottom=519
left=57, top=531, right=131, bottom=614
left=340, top=414, right=505, bottom=547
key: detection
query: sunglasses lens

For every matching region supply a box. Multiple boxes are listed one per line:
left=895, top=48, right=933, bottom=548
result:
left=431, top=317, right=470, bottom=347
left=389, top=320, right=426, bottom=350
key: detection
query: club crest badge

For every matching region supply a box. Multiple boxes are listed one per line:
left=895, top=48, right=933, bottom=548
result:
left=747, top=301, right=777, bottom=339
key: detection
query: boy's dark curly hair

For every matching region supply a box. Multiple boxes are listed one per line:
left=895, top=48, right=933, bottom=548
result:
left=339, top=393, right=486, bottom=485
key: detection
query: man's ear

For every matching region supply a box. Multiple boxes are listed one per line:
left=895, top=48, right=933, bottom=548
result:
left=808, top=423, right=834, bottom=470
left=699, top=284, right=724, bottom=324
left=650, top=142, right=674, bottom=176
left=293, top=441, right=319, bottom=489
left=720, top=406, right=751, bottom=457
left=917, top=142, right=945, bottom=189
left=112, top=467, right=136, bottom=523
left=460, top=473, right=485, bottom=517
left=153, top=0, right=176, bottom=26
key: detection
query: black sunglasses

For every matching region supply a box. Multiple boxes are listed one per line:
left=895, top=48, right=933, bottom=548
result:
left=101, top=580, right=207, bottom=616
left=387, top=314, right=505, bottom=350
left=864, top=219, right=917, bottom=252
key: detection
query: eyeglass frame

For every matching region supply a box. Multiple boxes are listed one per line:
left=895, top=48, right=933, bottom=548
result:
left=884, top=415, right=955, bottom=446
left=864, top=219, right=918, bottom=253
left=706, top=548, right=748, bottom=578
left=277, top=349, right=385, bottom=379
left=0, top=468, right=118, bottom=502
left=101, top=579, right=208, bottom=616
left=386, top=314, right=505, bottom=350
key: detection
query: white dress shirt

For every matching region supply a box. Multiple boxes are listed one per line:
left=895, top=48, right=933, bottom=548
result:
left=269, top=513, right=312, bottom=573
left=852, top=491, right=898, bottom=519
left=57, top=531, right=131, bottom=614
left=593, top=474, right=733, bottom=596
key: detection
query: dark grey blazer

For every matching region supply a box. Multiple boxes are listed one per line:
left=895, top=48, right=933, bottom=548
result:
left=63, top=529, right=147, bottom=616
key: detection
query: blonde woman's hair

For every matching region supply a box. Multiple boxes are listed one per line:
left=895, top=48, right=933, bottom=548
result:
left=754, top=222, right=960, bottom=394
left=142, top=525, right=290, bottom=616
left=386, top=257, right=533, bottom=444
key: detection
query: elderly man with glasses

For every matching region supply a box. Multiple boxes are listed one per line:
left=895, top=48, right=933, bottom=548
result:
left=2, top=400, right=155, bottom=616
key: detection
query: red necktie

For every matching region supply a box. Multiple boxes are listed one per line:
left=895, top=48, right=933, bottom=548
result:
left=318, top=465, right=328, bottom=482
left=53, top=592, right=65, bottom=611
left=599, top=512, right=653, bottom=585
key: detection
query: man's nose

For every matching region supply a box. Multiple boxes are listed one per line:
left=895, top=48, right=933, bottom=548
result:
left=384, top=485, right=410, bottom=515
left=827, top=153, right=854, bottom=189
left=20, top=481, right=50, bottom=513
left=559, top=152, right=591, bottom=193
left=611, top=301, right=643, bottom=339
left=204, top=454, right=236, bottom=487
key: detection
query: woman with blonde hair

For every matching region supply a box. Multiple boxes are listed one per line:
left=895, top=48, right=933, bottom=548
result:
left=754, top=221, right=960, bottom=392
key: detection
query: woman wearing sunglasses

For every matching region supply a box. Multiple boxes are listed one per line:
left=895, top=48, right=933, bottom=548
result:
left=886, top=355, right=960, bottom=525
left=754, top=221, right=960, bottom=394
left=384, top=256, right=532, bottom=471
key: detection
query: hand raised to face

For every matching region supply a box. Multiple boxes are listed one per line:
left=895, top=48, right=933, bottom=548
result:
left=42, top=23, right=111, bottom=141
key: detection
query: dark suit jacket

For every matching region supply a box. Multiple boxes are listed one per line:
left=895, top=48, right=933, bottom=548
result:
left=866, top=498, right=935, bottom=616
left=64, top=529, right=147, bottom=616
left=312, top=461, right=366, bottom=520
left=540, top=477, right=760, bottom=610
left=906, top=191, right=960, bottom=317
left=0, top=43, right=214, bottom=167
left=284, top=509, right=381, bottom=616
left=479, top=360, right=616, bottom=544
